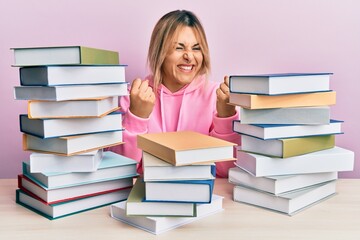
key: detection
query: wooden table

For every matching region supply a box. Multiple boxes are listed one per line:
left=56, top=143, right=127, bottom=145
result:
left=1, top=178, right=359, bottom=239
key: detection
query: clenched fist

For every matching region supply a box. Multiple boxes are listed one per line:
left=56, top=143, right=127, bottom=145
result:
left=216, top=76, right=236, bottom=118
left=129, top=78, right=156, bottom=119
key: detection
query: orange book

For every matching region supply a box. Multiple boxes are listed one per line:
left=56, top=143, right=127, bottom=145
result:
left=229, top=91, right=336, bottom=109
left=137, top=131, right=236, bottom=166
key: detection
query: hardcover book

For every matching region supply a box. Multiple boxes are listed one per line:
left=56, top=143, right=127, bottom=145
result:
left=142, top=151, right=216, bottom=181
left=137, top=131, right=236, bottom=166
left=20, top=65, right=126, bottom=86
left=233, top=119, right=343, bottom=140
left=110, top=194, right=223, bottom=235
left=229, top=73, right=332, bottom=95
left=12, top=46, right=119, bottom=66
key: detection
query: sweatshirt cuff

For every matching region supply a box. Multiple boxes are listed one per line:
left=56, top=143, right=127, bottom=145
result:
left=123, top=110, right=149, bottom=133
left=213, top=111, right=239, bottom=134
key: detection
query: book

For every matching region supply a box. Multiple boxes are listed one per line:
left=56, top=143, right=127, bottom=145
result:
left=137, top=131, right=236, bottom=166
left=126, top=178, right=196, bottom=217
left=22, top=151, right=138, bottom=188
left=235, top=146, right=354, bottom=177
left=16, top=188, right=130, bottom=220
left=14, top=83, right=128, bottom=101
left=18, top=174, right=133, bottom=204
left=20, top=65, right=126, bottom=86
left=229, top=73, right=332, bottom=95
left=110, top=194, right=223, bottom=235
left=142, top=151, right=216, bottom=181
left=29, top=150, right=103, bottom=173
left=241, top=134, right=335, bottom=158
left=12, top=46, right=119, bottom=66
left=27, top=97, right=119, bottom=119
left=228, top=167, right=338, bottom=195
left=240, top=106, right=330, bottom=125
left=233, top=181, right=336, bottom=215
left=23, top=130, right=124, bottom=156
left=20, top=112, right=123, bottom=138
left=229, top=91, right=336, bottom=109
left=145, top=179, right=214, bottom=203
left=233, top=119, right=343, bottom=140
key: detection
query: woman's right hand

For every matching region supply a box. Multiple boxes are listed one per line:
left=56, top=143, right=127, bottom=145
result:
left=129, top=78, right=156, bottom=119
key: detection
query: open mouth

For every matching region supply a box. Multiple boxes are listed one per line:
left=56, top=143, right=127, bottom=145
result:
left=178, top=65, right=194, bottom=72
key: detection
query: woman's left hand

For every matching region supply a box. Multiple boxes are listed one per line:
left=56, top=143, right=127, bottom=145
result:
left=216, top=76, right=236, bottom=118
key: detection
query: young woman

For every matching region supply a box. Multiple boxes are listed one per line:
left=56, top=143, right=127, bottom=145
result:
left=110, top=10, right=240, bottom=177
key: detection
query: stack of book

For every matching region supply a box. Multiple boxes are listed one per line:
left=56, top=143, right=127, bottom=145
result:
left=110, top=131, right=236, bottom=234
left=228, top=73, right=355, bottom=215
left=12, top=46, right=138, bottom=219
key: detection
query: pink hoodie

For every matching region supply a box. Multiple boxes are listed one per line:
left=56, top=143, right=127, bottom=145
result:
left=109, top=74, right=241, bottom=178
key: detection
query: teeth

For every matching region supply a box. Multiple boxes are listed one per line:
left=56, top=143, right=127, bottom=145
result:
left=179, top=65, right=192, bottom=71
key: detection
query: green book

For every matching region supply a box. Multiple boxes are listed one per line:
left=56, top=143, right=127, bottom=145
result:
left=241, top=134, right=336, bottom=158
left=12, top=46, right=119, bottom=66
left=126, top=178, right=196, bottom=217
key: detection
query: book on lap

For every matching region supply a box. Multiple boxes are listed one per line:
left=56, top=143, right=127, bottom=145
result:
left=12, top=46, right=119, bottom=66
left=137, top=131, right=236, bottom=166
left=16, top=188, right=130, bottom=220
left=22, top=151, right=138, bottom=188
left=240, top=106, right=330, bottom=125
left=228, top=167, right=338, bottom=195
left=241, top=134, right=335, bottom=158
left=27, top=97, right=119, bottom=119
left=142, top=151, right=216, bottom=181
left=20, top=112, right=123, bottom=138
left=23, top=130, right=124, bottom=156
left=29, top=150, right=103, bottom=173
left=233, top=119, right=343, bottom=140
left=229, top=73, right=332, bottom=95
left=233, top=181, right=336, bottom=216
left=126, top=178, right=196, bottom=217
left=18, top=174, right=133, bottom=204
left=236, top=146, right=354, bottom=177
left=229, top=91, right=336, bottom=109
left=14, top=83, right=128, bottom=101
left=145, top=179, right=214, bottom=203
left=19, top=65, right=126, bottom=86
left=110, top=194, right=223, bottom=235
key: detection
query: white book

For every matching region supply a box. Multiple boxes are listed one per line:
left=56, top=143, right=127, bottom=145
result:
left=20, top=112, right=122, bottom=138
left=233, top=120, right=343, bottom=140
left=29, top=150, right=103, bottom=173
left=20, top=65, right=126, bottom=86
left=229, top=73, right=331, bottom=95
left=240, top=106, right=330, bottom=125
left=142, top=152, right=215, bottom=181
left=111, top=194, right=223, bottom=235
left=233, top=181, right=337, bottom=215
left=23, top=130, right=124, bottom=156
left=18, top=174, right=133, bottom=204
left=228, top=167, right=338, bottom=195
left=14, top=83, right=128, bottom=101
left=236, top=146, right=354, bottom=177
left=145, top=179, right=214, bottom=203
left=16, top=188, right=130, bottom=220
left=23, top=151, right=138, bottom=188
left=28, top=97, right=119, bottom=119
left=126, top=179, right=195, bottom=217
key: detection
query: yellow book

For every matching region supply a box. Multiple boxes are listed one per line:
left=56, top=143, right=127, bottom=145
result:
left=241, top=134, right=335, bottom=158
left=137, top=131, right=236, bottom=166
left=229, top=91, right=336, bottom=109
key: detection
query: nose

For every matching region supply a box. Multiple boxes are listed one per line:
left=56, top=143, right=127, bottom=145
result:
left=183, top=52, right=193, bottom=63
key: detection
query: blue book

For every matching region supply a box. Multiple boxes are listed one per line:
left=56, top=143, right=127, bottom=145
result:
left=144, top=179, right=214, bottom=203
left=233, top=119, right=343, bottom=140
left=22, top=151, right=138, bottom=189
left=229, top=73, right=332, bottom=95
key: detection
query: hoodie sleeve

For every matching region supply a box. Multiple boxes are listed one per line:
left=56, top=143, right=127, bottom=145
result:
left=107, top=95, right=148, bottom=173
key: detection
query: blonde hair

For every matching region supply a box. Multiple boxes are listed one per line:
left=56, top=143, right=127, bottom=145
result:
left=147, top=10, right=211, bottom=92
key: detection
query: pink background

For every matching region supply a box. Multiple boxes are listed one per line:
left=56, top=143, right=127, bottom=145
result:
left=1, top=0, right=359, bottom=178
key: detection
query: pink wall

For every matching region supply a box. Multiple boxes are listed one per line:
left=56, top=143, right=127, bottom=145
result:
left=1, top=0, right=359, bottom=178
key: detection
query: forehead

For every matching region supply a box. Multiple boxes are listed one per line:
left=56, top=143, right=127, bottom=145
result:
left=173, top=26, right=200, bottom=45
